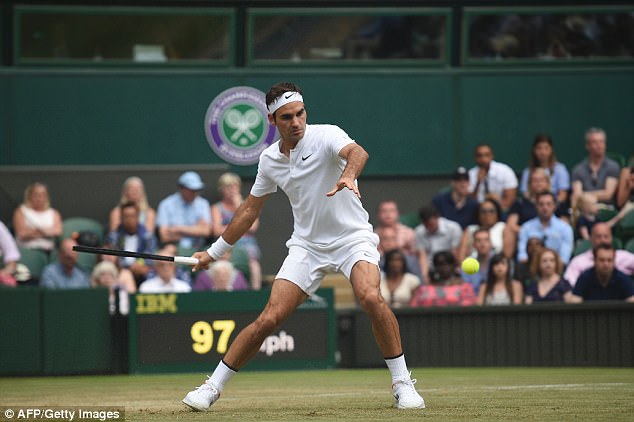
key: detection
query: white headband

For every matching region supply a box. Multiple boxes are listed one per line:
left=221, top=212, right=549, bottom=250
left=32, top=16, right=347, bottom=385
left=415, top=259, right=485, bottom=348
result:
left=267, top=91, right=304, bottom=114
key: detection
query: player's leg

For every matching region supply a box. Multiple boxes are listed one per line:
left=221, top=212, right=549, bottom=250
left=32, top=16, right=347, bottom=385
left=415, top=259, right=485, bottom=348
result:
left=223, top=278, right=307, bottom=368
left=349, top=260, right=425, bottom=409
left=183, top=279, right=308, bottom=411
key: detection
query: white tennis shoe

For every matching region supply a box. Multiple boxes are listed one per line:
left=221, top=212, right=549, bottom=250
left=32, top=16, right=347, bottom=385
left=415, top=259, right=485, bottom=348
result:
left=182, top=378, right=220, bottom=412
left=392, top=373, right=426, bottom=409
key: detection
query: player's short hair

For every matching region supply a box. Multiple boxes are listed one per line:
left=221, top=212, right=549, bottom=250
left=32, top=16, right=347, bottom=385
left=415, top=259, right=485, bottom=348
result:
left=266, top=82, right=303, bottom=110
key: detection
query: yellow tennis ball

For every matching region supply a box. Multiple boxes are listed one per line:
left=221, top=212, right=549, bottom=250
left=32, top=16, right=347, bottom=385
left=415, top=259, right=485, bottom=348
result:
left=461, top=257, right=480, bottom=275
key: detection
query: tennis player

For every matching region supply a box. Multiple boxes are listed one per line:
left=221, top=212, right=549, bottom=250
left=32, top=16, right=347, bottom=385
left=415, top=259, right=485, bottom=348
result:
left=183, top=82, right=425, bottom=411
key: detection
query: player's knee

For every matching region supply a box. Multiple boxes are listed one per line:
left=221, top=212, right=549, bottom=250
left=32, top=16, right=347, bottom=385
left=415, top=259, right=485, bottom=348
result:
left=253, top=312, right=281, bottom=335
left=357, top=288, right=384, bottom=313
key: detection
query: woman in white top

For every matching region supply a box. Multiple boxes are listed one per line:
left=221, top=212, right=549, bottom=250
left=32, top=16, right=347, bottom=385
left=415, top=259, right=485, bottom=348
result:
left=380, top=248, right=421, bottom=308
left=477, top=253, right=523, bottom=306
left=108, top=176, right=156, bottom=233
left=457, top=198, right=506, bottom=263
left=13, top=182, right=62, bottom=252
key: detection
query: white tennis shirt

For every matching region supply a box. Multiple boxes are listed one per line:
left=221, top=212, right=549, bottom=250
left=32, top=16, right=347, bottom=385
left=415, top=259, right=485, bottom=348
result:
left=251, top=124, right=373, bottom=251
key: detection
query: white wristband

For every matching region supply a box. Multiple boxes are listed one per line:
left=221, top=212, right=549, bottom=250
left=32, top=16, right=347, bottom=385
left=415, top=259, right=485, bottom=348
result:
left=206, top=236, right=233, bottom=260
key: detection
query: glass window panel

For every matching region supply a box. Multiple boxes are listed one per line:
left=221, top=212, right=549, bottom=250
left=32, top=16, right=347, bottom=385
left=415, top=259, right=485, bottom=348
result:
left=249, top=9, right=449, bottom=65
left=16, top=7, right=233, bottom=65
left=465, top=8, right=634, bottom=63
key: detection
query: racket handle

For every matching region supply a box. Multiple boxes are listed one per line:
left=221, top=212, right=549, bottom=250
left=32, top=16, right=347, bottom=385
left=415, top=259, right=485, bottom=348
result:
left=174, top=256, right=199, bottom=266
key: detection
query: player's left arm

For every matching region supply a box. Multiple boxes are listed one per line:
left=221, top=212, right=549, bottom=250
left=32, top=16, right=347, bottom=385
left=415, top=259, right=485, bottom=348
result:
left=326, top=143, right=368, bottom=198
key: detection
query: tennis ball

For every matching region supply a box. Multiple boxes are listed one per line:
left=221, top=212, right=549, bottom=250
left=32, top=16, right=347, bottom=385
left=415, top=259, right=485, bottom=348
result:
left=461, top=257, right=480, bottom=275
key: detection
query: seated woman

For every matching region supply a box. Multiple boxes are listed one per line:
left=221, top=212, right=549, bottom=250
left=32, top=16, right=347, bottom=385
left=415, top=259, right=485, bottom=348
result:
left=524, top=248, right=573, bottom=304
left=379, top=248, right=422, bottom=308
left=109, top=176, right=156, bottom=233
left=457, top=199, right=506, bottom=263
left=409, top=251, right=476, bottom=307
left=519, top=134, right=570, bottom=205
left=12, top=182, right=63, bottom=254
left=211, top=172, right=262, bottom=290
left=477, top=253, right=523, bottom=306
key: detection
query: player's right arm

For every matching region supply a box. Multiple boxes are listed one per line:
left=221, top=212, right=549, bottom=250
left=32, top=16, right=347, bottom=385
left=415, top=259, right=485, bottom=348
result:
left=191, top=194, right=268, bottom=271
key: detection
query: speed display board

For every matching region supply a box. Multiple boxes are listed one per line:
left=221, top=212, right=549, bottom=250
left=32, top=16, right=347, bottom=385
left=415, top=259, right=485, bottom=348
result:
left=128, top=289, right=335, bottom=373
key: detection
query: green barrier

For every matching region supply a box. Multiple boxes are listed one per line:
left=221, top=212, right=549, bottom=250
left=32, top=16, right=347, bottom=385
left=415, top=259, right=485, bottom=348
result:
left=41, top=288, right=113, bottom=374
left=0, top=288, right=42, bottom=374
left=128, top=289, right=336, bottom=373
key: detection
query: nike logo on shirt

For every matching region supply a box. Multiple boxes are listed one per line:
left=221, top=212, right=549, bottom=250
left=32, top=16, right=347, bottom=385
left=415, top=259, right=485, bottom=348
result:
left=301, top=154, right=313, bottom=161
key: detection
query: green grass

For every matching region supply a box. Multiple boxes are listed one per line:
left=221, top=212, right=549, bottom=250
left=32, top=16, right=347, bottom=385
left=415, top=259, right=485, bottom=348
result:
left=1, top=368, right=633, bottom=421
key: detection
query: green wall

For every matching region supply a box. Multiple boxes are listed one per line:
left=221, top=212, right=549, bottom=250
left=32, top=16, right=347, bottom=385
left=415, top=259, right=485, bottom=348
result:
left=1, top=67, right=632, bottom=175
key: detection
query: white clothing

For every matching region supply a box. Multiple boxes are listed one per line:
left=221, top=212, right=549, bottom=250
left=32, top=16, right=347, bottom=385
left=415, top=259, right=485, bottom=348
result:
left=414, top=217, right=462, bottom=267
left=466, top=222, right=506, bottom=257
left=251, top=124, right=373, bottom=251
left=139, top=276, right=191, bottom=293
left=468, top=160, right=518, bottom=202
left=277, top=236, right=380, bottom=295
left=380, top=272, right=421, bottom=308
left=17, top=205, right=56, bottom=251
left=250, top=124, right=379, bottom=293
left=485, top=289, right=512, bottom=305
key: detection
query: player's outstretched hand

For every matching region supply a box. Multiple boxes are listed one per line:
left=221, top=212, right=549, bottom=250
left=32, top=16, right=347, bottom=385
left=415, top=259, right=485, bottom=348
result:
left=326, top=177, right=361, bottom=199
left=191, top=251, right=214, bottom=272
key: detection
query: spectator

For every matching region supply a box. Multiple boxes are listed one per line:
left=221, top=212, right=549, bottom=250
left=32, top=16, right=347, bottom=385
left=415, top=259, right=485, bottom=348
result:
left=524, top=248, right=573, bottom=304
left=211, top=172, right=262, bottom=290
left=108, top=176, right=156, bottom=233
left=461, top=228, right=495, bottom=294
left=379, top=249, right=422, bottom=308
left=517, top=192, right=573, bottom=265
left=519, top=134, right=570, bottom=205
left=0, top=220, right=20, bottom=287
left=91, top=258, right=136, bottom=315
left=457, top=199, right=506, bottom=263
left=513, top=237, right=544, bottom=286
left=378, top=225, right=423, bottom=281
left=563, top=222, right=634, bottom=286
left=145, top=243, right=192, bottom=285
left=503, top=167, right=551, bottom=258
left=375, top=200, right=417, bottom=257
left=107, top=202, right=157, bottom=285
left=570, top=127, right=620, bottom=207
left=40, top=238, right=90, bottom=289
left=468, top=144, right=518, bottom=212
left=410, top=251, right=476, bottom=307
left=193, top=260, right=250, bottom=292
left=432, top=166, right=479, bottom=229
left=156, top=171, right=211, bottom=250
left=138, top=247, right=191, bottom=293
left=573, top=193, right=633, bottom=240
left=568, top=243, right=634, bottom=302
left=415, top=204, right=462, bottom=274
left=12, top=182, right=63, bottom=253
left=616, top=163, right=634, bottom=209
left=476, top=254, right=523, bottom=305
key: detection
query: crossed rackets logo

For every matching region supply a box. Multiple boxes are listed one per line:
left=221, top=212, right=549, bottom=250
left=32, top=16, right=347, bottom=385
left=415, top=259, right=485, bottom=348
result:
left=223, top=106, right=263, bottom=147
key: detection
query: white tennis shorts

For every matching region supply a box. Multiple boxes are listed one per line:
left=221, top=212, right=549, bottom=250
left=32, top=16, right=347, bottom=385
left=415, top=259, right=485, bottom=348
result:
left=276, top=232, right=380, bottom=295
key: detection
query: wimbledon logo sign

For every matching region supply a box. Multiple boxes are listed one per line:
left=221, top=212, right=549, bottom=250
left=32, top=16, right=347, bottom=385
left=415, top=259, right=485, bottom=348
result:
left=204, top=86, right=278, bottom=166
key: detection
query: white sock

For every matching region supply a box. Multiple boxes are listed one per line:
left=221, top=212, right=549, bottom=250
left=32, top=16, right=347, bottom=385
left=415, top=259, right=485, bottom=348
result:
left=208, top=360, right=237, bottom=392
left=385, top=353, right=410, bottom=383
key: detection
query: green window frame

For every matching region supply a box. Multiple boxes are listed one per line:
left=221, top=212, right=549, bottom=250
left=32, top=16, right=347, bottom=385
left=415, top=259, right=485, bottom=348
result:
left=462, top=6, right=634, bottom=66
left=14, top=5, right=236, bottom=67
left=247, top=7, right=451, bottom=67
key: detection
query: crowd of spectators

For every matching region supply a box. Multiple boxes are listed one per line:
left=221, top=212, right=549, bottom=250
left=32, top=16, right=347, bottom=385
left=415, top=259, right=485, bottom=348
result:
left=377, top=127, right=634, bottom=307
left=1, top=127, right=633, bottom=311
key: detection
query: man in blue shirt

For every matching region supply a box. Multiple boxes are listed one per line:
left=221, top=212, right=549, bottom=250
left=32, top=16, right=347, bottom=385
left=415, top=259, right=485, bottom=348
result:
left=570, top=243, right=634, bottom=302
left=40, top=238, right=90, bottom=289
left=517, top=191, right=573, bottom=264
left=156, top=171, right=212, bottom=250
left=432, top=167, right=479, bottom=229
